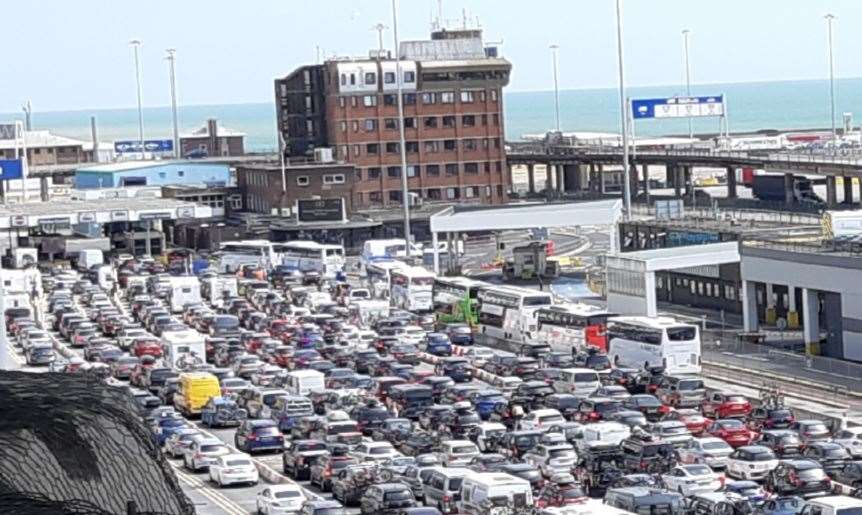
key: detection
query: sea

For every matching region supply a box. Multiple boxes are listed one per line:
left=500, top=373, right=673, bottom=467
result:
left=3, top=77, right=860, bottom=152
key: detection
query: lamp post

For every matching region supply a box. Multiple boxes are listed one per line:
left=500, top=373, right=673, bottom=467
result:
left=825, top=14, right=837, bottom=152
left=392, top=0, right=412, bottom=256
left=129, top=40, right=145, bottom=158
left=682, top=29, right=693, bottom=142
left=550, top=44, right=561, bottom=132
left=165, top=49, right=180, bottom=158
left=614, top=0, right=631, bottom=220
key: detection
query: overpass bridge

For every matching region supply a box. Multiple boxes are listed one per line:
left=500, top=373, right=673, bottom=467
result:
left=505, top=142, right=862, bottom=208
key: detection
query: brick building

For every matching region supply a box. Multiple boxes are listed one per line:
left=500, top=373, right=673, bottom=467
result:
left=275, top=28, right=511, bottom=209
left=236, top=161, right=355, bottom=216
left=180, top=119, right=245, bottom=158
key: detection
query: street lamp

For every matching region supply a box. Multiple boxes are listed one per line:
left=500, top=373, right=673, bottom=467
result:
left=824, top=14, right=837, bottom=152
left=614, top=0, right=631, bottom=220
left=682, top=29, right=693, bottom=142
left=129, top=40, right=145, bottom=158
left=391, top=0, right=412, bottom=257
left=550, top=44, right=561, bottom=132
left=165, top=49, right=180, bottom=159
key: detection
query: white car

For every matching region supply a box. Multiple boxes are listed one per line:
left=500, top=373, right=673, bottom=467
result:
left=182, top=438, right=231, bottom=472
left=438, top=440, right=480, bottom=467
left=661, top=464, right=723, bottom=496
left=462, top=347, right=496, bottom=368
left=493, top=376, right=523, bottom=395
left=677, top=437, right=734, bottom=469
left=397, top=325, right=425, bottom=345
left=523, top=443, right=579, bottom=478
left=646, top=421, right=694, bottom=448
left=208, top=453, right=258, bottom=487
left=255, top=484, right=307, bottom=514
left=475, top=422, right=508, bottom=452
left=519, top=409, right=565, bottom=431
left=833, top=427, right=862, bottom=459
left=351, top=441, right=401, bottom=463
left=725, top=445, right=779, bottom=481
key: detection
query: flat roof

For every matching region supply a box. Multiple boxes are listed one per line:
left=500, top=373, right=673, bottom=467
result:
left=0, top=130, right=88, bottom=150
left=77, top=160, right=228, bottom=173
left=606, top=242, right=740, bottom=272
left=431, top=199, right=622, bottom=233
left=0, top=197, right=211, bottom=229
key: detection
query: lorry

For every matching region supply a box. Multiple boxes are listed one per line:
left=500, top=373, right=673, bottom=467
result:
left=822, top=209, right=862, bottom=239
left=750, top=174, right=823, bottom=204
left=76, top=249, right=104, bottom=271
left=502, top=241, right=560, bottom=281
left=162, top=330, right=206, bottom=370
left=168, top=276, right=202, bottom=313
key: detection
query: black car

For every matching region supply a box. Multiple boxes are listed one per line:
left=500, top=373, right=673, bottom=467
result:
left=542, top=352, right=575, bottom=369
left=765, top=459, right=832, bottom=498
left=331, top=464, right=384, bottom=506
left=802, top=442, right=851, bottom=475
left=419, top=376, right=455, bottom=402
left=418, top=405, right=455, bottom=431
left=748, top=406, right=796, bottom=431
left=831, top=461, right=862, bottom=489
left=467, top=453, right=509, bottom=472
left=573, top=350, right=612, bottom=373
left=756, top=429, right=803, bottom=458
left=282, top=439, right=329, bottom=480
left=399, top=432, right=440, bottom=457
left=510, top=381, right=555, bottom=410
left=371, top=418, right=413, bottom=443
left=621, top=394, right=668, bottom=422
left=352, top=402, right=392, bottom=436
left=619, top=433, right=677, bottom=473
left=359, top=482, right=415, bottom=514
left=351, top=349, right=379, bottom=375
left=606, top=367, right=641, bottom=389
left=309, top=452, right=358, bottom=492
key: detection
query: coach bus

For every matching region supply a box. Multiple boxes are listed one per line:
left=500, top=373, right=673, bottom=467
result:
left=217, top=240, right=276, bottom=273
left=273, top=241, right=345, bottom=278
left=364, top=260, right=408, bottom=300
left=525, top=303, right=615, bottom=353
left=476, top=285, right=553, bottom=341
left=390, top=266, right=435, bottom=312
left=606, top=316, right=701, bottom=375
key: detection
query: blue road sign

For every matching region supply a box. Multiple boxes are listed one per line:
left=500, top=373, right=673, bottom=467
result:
left=631, top=95, right=724, bottom=120
left=0, top=159, right=23, bottom=180
left=114, top=139, right=174, bottom=153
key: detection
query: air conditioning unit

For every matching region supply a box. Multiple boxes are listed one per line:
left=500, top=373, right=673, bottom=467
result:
left=314, top=147, right=334, bottom=163
left=408, top=192, right=423, bottom=207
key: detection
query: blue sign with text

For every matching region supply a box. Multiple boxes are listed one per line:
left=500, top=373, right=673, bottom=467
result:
left=114, top=139, right=174, bottom=153
left=0, top=159, right=23, bottom=180
left=631, top=95, right=725, bottom=120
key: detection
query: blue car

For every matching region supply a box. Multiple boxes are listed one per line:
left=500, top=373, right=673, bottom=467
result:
left=446, top=324, right=474, bottom=345
left=234, top=419, right=284, bottom=453
left=425, top=333, right=453, bottom=356
left=471, top=389, right=508, bottom=420
left=753, top=496, right=804, bottom=515
left=153, top=417, right=191, bottom=446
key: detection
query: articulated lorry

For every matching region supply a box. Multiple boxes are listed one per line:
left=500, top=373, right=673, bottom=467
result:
left=751, top=174, right=823, bottom=205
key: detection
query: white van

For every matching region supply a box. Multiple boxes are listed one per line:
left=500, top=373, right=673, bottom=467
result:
left=554, top=368, right=601, bottom=397
left=459, top=472, right=533, bottom=515
left=576, top=422, right=631, bottom=452
left=800, top=496, right=862, bottom=515
left=77, top=249, right=104, bottom=270
left=162, top=330, right=206, bottom=369
left=169, top=276, right=202, bottom=313
left=284, top=370, right=325, bottom=396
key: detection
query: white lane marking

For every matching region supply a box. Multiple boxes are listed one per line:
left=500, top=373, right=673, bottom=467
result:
left=170, top=461, right=247, bottom=515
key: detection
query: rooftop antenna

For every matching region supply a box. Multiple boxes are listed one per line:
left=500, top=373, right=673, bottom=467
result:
left=462, top=8, right=467, bottom=29
left=371, top=22, right=389, bottom=54
left=437, top=0, right=443, bottom=29
left=316, top=45, right=321, bottom=64
left=22, top=100, right=32, bottom=131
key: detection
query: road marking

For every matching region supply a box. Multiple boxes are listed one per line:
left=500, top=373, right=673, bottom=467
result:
left=170, top=461, right=247, bottom=515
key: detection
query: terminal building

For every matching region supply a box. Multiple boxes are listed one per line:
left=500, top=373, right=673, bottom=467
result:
left=275, top=26, right=511, bottom=209
left=74, top=161, right=233, bottom=189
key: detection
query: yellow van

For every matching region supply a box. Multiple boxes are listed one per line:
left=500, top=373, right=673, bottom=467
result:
left=174, top=372, right=220, bottom=416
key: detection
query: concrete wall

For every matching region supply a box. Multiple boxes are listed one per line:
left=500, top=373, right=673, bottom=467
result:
left=75, top=163, right=231, bottom=189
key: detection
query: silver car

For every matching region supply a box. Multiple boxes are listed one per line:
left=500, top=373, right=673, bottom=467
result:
left=647, top=421, right=694, bottom=448
left=182, top=437, right=230, bottom=471
left=677, top=437, right=734, bottom=469
left=164, top=429, right=203, bottom=459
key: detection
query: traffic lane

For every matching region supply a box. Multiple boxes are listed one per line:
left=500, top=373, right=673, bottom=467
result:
left=170, top=459, right=263, bottom=515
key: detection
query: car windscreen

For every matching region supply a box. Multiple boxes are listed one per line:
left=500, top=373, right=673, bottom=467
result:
left=369, top=446, right=393, bottom=455
left=255, top=426, right=281, bottom=436
left=384, top=490, right=413, bottom=501
left=666, top=326, right=697, bottom=341
left=678, top=379, right=704, bottom=390
left=274, top=490, right=303, bottom=499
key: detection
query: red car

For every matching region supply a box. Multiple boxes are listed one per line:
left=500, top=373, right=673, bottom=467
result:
left=702, top=392, right=752, bottom=419
left=133, top=338, right=163, bottom=358
left=269, top=346, right=293, bottom=368
left=707, top=418, right=756, bottom=448
left=662, top=408, right=712, bottom=435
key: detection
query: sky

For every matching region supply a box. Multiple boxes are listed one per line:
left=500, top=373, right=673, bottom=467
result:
left=2, top=0, right=861, bottom=113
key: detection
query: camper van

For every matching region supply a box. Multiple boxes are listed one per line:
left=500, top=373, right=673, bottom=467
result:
left=77, top=249, right=104, bottom=271
left=169, top=276, right=202, bottom=313
left=458, top=472, right=533, bottom=515
left=283, top=370, right=325, bottom=396
left=162, top=330, right=206, bottom=369
left=201, top=275, right=238, bottom=308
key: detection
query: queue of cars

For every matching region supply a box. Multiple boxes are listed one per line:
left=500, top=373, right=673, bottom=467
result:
left=20, top=256, right=862, bottom=515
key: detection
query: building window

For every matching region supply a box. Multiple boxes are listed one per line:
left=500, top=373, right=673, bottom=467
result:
left=426, top=164, right=440, bottom=176
left=389, top=190, right=402, bottom=202
left=340, top=145, right=348, bottom=159
left=383, top=94, right=396, bottom=106
left=482, top=138, right=490, bottom=149
left=355, top=170, right=362, bottom=181
left=177, top=170, right=185, bottom=177
left=387, top=166, right=401, bottom=178
left=443, top=140, right=456, bottom=151
left=384, top=118, right=398, bottom=130
left=340, top=74, right=346, bottom=86
left=353, top=144, right=361, bottom=156
left=349, top=73, right=356, bottom=85
left=363, top=95, right=377, bottom=107
left=384, top=72, right=396, bottom=84
left=424, top=116, right=438, bottom=128
left=485, top=185, right=492, bottom=196
left=306, top=119, right=314, bottom=133
left=440, top=91, right=455, bottom=104
left=462, top=115, right=476, bottom=127
left=364, top=72, right=376, bottom=85
left=421, top=92, right=436, bottom=104
left=465, top=186, right=479, bottom=198
left=404, top=117, right=416, bottom=128
left=405, top=141, right=419, bottom=153
left=406, top=165, right=418, bottom=177
left=364, top=119, right=377, bottom=131
left=368, top=167, right=381, bottom=180
left=296, top=175, right=310, bottom=186
left=480, top=90, right=487, bottom=102
left=427, top=188, right=442, bottom=200
left=492, top=114, right=500, bottom=126
left=446, top=187, right=460, bottom=199
left=424, top=141, right=439, bottom=153
left=445, top=163, right=458, bottom=176
left=403, top=93, right=416, bottom=105
left=490, top=89, right=498, bottom=101
left=350, top=96, right=358, bottom=107
left=404, top=71, right=415, bottom=83
left=338, top=96, right=346, bottom=108
left=158, top=172, right=166, bottom=179
left=369, top=191, right=382, bottom=203
left=463, top=139, right=477, bottom=151
left=442, top=115, right=456, bottom=128
left=366, top=143, right=379, bottom=155
left=386, top=142, right=399, bottom=154
left=352, top=120, right=359, bottom=132
left=340, top=121, right=347, bottom=132
left=493, top=137, right=501, bottom=149
left=484, top=162, right=491, bottom=173
left=481, top=114, right=488, bottom=126
left=324, top=174, right=345, bottom=184
left=495, top=161, right=502, bottom=172
left=460, top=91, right=475, bottom=103
left=464, top=162, right=479, bottom=174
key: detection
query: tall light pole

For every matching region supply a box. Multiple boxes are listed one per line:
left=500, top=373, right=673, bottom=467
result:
left=614, top=0, right=631, bottom=220
left=825, top=14, right=837, bottom=151
left=682, top=29, right=693, bottom=141
left=166, top=49, right=180, bottom=159
left=392, top=0, right=412, bottom=256
left=550, top=44, right=561, bottom=132
left=130, top=40, right=145, bottom=158
left=372, top=23, right=389, bottom=55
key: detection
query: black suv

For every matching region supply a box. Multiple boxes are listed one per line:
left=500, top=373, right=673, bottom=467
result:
left=801, top=442, right=851, bottom=475
left=619, top=432, right=677, bottom=473
left=756, top=429, right=803, bottom=458
left=352, top=402, right=392, bottom=436
left=359, top=483, right=415, bottom=514
left=765, top=459, right=832, bottom=497
left=282, top=439, right=328, bottom=480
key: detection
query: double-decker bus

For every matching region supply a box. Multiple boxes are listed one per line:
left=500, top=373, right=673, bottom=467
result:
left=390, top=266, right=435, bottom=312
left=273, top=241, right=345, bottom=278
left=476, top=285, right=553, bottom=341
left=433, top=276, right=486, bottom=326
left=607, top=316, right=701, bottom=375
left=525, top=303, right=615, bottom=353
